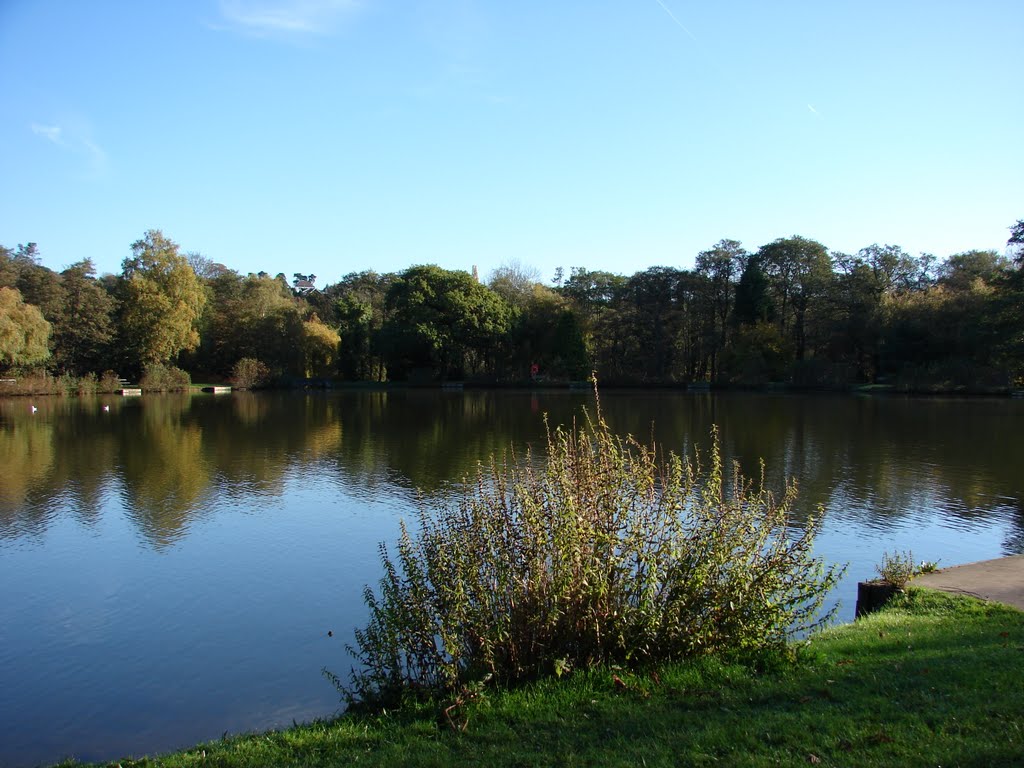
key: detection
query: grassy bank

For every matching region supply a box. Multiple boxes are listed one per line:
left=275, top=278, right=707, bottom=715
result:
left=53, top=589, right=1022, bottom=768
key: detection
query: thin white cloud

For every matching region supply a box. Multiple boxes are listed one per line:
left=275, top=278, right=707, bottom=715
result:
left=31, top=123, right=64, bottom=145
left=31, top=121, right=109, bottom=175
left=81, top=137, right=109, bottom=168
left=807, top=104, right=823, bottom=119
left=653, top=0, right=698, bottom=42
left=215, top=0, right=361, bottom=36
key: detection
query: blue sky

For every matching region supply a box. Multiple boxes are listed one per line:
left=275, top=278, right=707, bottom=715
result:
left=1, top=0, right=1021, bottom=286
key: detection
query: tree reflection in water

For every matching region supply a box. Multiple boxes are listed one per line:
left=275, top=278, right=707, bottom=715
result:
left=0, top=389, right=1020, bottom=768
left=0, top=391, right=1021, bottom=551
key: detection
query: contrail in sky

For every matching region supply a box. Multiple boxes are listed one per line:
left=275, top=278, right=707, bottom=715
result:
left=653, top=0, right=698, bottom=42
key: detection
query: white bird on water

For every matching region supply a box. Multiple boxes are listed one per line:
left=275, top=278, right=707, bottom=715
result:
left=103, top=405, right=110, bottom=412
left=30, top=405, right=37, bottom=413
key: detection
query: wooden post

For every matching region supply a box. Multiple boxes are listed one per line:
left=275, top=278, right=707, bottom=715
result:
left=855, top=580, right=899, bottom=618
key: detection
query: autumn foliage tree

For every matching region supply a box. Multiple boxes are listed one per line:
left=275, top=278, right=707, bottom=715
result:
left=3, top=217, right=1022, bottom=390
left=118, top=230, right=206, bottom=371
left=303, top=316, right=341, bottom=378
left=0, top=286, right=52, bottom=369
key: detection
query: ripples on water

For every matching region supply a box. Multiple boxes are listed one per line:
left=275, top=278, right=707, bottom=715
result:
left=0, top=391, right=1021, bottom=767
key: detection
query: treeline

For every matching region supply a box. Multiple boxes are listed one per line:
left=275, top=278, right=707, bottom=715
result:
left=2, top=223, right=1022, bottom=390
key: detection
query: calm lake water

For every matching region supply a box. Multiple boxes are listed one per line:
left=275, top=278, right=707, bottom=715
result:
left=1, top=390, right=1022, bottom=767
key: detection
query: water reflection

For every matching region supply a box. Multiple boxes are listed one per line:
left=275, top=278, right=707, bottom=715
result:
left=1, top=391, right=1022, bottom=553
left=0, top=413, right=56, bottom=536
left=0, top=390, right=1021, bottom=768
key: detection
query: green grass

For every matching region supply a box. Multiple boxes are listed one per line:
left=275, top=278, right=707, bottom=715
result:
left=54, top=589, right=1024, bottom=768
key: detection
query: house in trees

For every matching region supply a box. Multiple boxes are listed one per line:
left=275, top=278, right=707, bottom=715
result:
left=292, top=273, right=319, bottom=296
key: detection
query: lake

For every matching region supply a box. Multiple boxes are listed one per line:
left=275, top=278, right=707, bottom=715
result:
left=1, top=389, right=1021, bottom=767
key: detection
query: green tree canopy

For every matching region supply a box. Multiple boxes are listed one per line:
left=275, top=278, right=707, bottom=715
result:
left=118, top=230, right=207, bottom=370
left=938, top=250, right=1010, bottom=292
left=52, top=260, right=116, bottom=374
left=623, top=267, right=689, bottom=381
left=696, top=240, right=747, bottom=378
left=11, top=243, right=66, bottom=323
left=0, top=246, right=17, bottom=288
left=757, top=236, right=832, bottom=360
left=488, top=261, right=542, bottom=311
left=507, top=284, right=589, bottom=380
left=200, top=272, right=304, bottom=376
left=1009, top=219, right=1024, bottom=267
left=325, top=270, right=393, bottom=381
left=382, top=265, right=512, bottom=380
left=0, top=286, right=52, bottom=369
left=734, top=255, right=773, bottom=326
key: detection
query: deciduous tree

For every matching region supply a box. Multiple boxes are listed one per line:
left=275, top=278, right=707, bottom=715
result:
left=200, top=272, right=304, bottom=376
left=938, top=250, right=1009, bottom=292
left=327, top=271, right=393, bottom=381
left=53, top=260, right=116, bottom=374
left=757, top=236, right=832, bottom=360
left=0, top=286, right=51, bottom=368
left=696, top=239, right=746, bottom=377
left=488, top=261, right=541, bottom=310
left=303, top=316, right=340, bottom=378
left=1009, top=219, right=1024, bottom=267
left=382, top=265, right=512, bottom=380
left=625, top=267, right=688, bottom=381
left=118, top=230, right=206, bottom=370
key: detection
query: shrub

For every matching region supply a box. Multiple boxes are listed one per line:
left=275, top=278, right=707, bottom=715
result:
left=230, top=357, right=271, bottom=390
left=344, top=389, right=843, bottom=706
left=876, top=550, right=916, bottom=589
left=140, top=363, right=191, bottom=392
left=1, top=369, right=65, bottom=396
left=0, top=369, right=125, bottom=396
left=76, top=372, right=98, bottom=395
left=55, top=373, right=77, bottom=395
left=98, top=370, right=123, bottom=393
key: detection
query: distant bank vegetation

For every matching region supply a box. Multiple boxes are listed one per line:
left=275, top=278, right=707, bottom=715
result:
left=2, top=221, right=1023, bottom=392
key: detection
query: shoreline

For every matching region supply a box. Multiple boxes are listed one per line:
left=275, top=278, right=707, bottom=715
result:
left=2, top=379, right=1021, bottom=399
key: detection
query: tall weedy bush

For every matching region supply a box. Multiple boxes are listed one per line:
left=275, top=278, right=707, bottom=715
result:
left=230, top=357, right=270, bottom=389
left=140, top=363, right=190, bottom=391
left=345, top=388, right=842, bottom=705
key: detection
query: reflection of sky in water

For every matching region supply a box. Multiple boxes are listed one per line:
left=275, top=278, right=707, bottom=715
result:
left=0, top=391, right=1021, bottom=767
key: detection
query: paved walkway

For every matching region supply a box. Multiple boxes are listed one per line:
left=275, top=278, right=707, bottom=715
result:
left=913, top=554, right=1024, bottom=611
